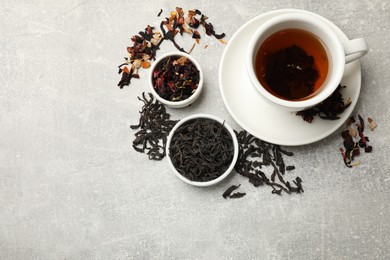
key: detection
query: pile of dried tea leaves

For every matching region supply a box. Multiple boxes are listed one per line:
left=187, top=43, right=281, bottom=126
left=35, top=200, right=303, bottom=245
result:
left=152, top=55, right=200, bottom=101
left=118, top=7, right=226, bottom=89
left=339, top=115, right=377, bottom=167
left=168, top=118, right=234, bottom=182
left=297, top=85, right=351, bottom=123
left=131, top=92, right=178, bottom=160
left=232, top=130, right=303, bottom=195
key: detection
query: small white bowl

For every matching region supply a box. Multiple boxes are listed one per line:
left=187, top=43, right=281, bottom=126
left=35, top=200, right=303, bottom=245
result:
left=166, top=114, right=239, bottom=187
left=148, top=51, right=204, bottom=108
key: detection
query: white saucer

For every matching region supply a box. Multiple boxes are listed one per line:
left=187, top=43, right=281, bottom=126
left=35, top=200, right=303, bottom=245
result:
left=219, top=9, right=361, bottom=146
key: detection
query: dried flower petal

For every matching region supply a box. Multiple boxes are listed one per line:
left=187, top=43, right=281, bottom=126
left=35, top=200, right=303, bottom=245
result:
left=339, top=114, right=376, bottom=167
left=142, top=61, right=151, bottom=69
left=174, top=56, right=187, bottom=66
left=133, top=59, right=142, bottom=69
left=122, top=66, right=130, bottom=74
left=368, top=117, right=377, bottom=131
left=297, top=85, right=350, bottom=122
left=348, top=127, right=357, bottom=137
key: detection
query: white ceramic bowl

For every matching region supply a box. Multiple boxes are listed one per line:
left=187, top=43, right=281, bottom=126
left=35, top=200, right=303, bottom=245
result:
left=166, top=114, right=239, bottom=187
left=148, top=51, right=204, bottom=108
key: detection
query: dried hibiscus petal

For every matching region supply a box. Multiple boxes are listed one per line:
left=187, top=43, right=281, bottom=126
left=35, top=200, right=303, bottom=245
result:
left=142, top=61, right=151, bottom=69
left=367, top=117, right=377, bottom=131
left=339, top=114, right=376, bottom=167
left=297, top=85, right=350, bottom=123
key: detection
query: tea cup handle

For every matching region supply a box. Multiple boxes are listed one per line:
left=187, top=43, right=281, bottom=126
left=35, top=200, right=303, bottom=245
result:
left=343, top=38, right=369, bottom=64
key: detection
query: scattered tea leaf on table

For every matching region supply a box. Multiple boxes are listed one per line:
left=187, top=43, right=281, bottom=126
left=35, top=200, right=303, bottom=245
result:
left=234, top=130, right=303, bottom=195
left=131, top=92, right=178, bottom=160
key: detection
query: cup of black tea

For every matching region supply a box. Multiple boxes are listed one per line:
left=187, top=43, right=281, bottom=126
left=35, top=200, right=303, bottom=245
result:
left=247, top=12, right=368, bottom=111
left=166, top=114, right=239, bottom=187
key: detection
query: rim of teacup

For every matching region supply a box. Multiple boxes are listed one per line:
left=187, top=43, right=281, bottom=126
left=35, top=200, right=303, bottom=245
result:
left=247, top=12, right=345, bottom=111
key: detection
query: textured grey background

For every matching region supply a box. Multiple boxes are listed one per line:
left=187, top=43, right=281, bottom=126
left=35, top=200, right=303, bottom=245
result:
left=1, top=0, right=389, bottom=259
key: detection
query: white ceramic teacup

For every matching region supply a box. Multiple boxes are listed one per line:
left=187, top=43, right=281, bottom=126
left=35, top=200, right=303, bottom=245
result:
left=247, top=12, right=369, bottom=111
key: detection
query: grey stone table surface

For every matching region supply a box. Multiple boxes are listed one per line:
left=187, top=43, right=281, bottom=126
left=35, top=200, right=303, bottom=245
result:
left=1, top=0, right=389, bottom=259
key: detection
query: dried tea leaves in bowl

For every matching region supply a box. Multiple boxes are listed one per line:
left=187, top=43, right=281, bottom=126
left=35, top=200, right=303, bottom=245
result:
left=152, top=55, right=200, bottom=102
left=169, top=118, right=234, bottom=182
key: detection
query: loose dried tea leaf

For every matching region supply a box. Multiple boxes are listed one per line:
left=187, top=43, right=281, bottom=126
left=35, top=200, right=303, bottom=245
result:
left=157, top=9, right=163, bottom=17
left=234, top=130, right=303, bottom=195
left=222, top=184, right=247, bottom=199
left=339, top=114, right=376, bottom=167
left=152, top=55, right=200, bottom=102
left=117, top=7, right=226, bottom=88
left=222, top=184, right=241, bottom=198
left=286, top=165, right=295, bottom=171
left=169, top=118, right=234, bottom=182
left=229, top=192, right=246, bottom=198
left=297, top=85, right=351, bottom=123
left=131, top=92, right=178, bottom=160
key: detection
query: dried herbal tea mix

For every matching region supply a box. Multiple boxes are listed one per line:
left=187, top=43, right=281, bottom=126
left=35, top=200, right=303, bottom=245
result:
left=131, top=92, right=178, bottom=160
left=117, top=7, right=226, bottom=88
left=233, top=130, right=303, bottom=195
left=297, top=85, right=351, bottom=123
left=339, top=115, right=376, bottom=167
left=168, top=118, right=234, bottom=182
left=152, top=55, right=200, bottom=101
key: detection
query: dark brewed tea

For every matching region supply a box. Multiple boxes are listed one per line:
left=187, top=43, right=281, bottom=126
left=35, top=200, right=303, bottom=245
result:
left=255, top=28, right=329, bottom=101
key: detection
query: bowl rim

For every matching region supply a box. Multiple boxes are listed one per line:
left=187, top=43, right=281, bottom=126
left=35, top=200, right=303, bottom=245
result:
left=166, top=113, right=239, bottom=187
left=148, top=51, right=204, bottom=108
